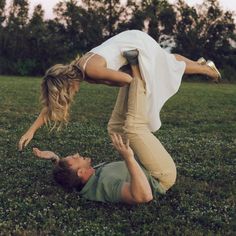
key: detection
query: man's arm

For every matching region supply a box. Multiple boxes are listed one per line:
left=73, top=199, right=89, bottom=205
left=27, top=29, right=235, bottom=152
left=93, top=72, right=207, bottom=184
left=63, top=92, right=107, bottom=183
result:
left=121, top=159, right=153, bottom=204
left=32, top=148, right=60, bottom=164
left=111, top=134, right=153, bottom=204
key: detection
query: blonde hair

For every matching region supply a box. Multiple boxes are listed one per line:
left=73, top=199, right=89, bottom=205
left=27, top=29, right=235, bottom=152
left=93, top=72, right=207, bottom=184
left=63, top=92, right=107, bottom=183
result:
left=41, top=58, right=83, bottom=130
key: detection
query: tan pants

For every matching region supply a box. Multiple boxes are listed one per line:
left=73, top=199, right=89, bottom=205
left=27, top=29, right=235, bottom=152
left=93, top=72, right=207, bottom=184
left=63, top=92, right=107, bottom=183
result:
left=108, top=76, right=177, bottom=191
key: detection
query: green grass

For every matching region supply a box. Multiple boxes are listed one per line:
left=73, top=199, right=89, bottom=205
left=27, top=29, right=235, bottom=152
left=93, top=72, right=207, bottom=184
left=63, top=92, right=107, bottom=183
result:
left=0, top=75, right=235, bottom=235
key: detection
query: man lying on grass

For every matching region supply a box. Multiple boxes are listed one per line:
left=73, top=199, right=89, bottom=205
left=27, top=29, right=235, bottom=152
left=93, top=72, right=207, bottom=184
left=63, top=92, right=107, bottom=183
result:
left=33, top=133, right=164, bottom=204
left=33, top=58, right=177, bottom=204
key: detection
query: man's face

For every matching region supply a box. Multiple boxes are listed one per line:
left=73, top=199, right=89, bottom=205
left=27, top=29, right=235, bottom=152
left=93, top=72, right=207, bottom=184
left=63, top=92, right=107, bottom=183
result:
left=64, top=153, right=92, bottom=171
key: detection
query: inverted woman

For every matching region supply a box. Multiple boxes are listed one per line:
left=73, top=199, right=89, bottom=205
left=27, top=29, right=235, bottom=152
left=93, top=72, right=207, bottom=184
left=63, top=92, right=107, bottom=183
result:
left=18, top=30, right=221, bottom=150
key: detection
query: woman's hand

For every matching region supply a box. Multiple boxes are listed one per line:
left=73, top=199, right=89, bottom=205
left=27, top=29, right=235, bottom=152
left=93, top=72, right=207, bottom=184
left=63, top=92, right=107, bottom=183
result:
left=111, top=133, right=134, bottom=160
left=18, top=109, right=46, bottom=151
left=18, top=130, right=34, bottom=151
left=33, top=147, right=58, bottom=160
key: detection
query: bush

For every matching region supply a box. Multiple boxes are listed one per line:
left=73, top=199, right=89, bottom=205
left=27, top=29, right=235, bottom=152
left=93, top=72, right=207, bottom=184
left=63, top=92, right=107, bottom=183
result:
left=220, top=65, right=236, bottom=83
left=14, top=59, right=37, bottom=76
left=0, top=57, right=12, bottom=74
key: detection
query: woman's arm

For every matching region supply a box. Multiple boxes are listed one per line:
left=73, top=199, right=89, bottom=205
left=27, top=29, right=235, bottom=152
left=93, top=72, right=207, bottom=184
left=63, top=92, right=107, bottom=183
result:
left=87, top=66, right=132, bottom=85
left=79, top=53, right=132, bottom=85
left=18, top=109, right=46, bottom=150
left=84, top=55, right=133, bottom=85
left=85, top=76, right=127, bottom=87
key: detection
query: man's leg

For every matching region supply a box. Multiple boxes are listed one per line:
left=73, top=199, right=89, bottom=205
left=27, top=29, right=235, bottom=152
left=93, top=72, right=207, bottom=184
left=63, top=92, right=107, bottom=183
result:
left=108, top=49, right=139, bottom=140
left=107, top=85, right=129, bottom=141
left=124, top=65, right=177, bottom=191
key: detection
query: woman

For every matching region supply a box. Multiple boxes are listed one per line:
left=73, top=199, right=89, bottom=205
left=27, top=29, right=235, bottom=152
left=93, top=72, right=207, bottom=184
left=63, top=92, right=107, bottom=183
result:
left=18, top=30, right=221, bottom=150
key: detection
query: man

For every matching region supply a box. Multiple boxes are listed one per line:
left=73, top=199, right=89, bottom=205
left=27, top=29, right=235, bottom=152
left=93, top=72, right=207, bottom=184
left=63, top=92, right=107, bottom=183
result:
left=33, top=133, right=161, bottom=204
left=33, top=50, right=176, bottom=204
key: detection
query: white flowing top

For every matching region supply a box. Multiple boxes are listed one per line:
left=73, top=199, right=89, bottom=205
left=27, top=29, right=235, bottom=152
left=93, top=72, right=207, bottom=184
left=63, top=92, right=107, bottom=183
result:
left=90, top=30, right=186, bottom=132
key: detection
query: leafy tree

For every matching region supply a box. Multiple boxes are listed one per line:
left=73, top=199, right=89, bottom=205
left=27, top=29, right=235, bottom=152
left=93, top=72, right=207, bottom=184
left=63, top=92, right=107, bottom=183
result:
left=53, top=0, right=103, bottom=54
left=7, top=0, right=29, bottom=27
left=53, top=0, right=125, bottom=53
left=117, top=0, right=146, bottom=32
left=118, top=0, right=176, bottom=44
left=2, top=0, right=29, bottom=74
left=102, top=0, right=125, bottom=37
left=54, top=0, right=81, bottom=55
left=26, top=4, right=46, bottom=74
left=0, top=0, right=6, bottom=26
left=0, top=0, right=235, bottom=80
left=0, top=0, right=6, bottom=74
left=81, top=0, right=125, bottom=38
left=42, top=19, right=70, bottom=68
left=173, top=0, right=236, bottom=67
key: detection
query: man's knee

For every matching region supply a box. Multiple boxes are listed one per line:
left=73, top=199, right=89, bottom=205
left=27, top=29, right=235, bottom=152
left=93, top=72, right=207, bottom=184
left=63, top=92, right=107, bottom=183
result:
left=161, top=166, right=177, bottom=191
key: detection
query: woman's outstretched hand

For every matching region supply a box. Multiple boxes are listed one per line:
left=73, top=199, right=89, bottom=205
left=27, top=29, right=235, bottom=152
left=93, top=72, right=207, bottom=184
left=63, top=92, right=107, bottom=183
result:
left=18, top=109, right=46, bottom=151
left=18, top=130, right=34, bottom=151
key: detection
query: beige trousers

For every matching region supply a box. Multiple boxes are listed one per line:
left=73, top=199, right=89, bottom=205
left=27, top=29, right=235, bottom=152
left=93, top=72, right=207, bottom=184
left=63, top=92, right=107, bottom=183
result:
left=108, top=75, right=177, bottom=191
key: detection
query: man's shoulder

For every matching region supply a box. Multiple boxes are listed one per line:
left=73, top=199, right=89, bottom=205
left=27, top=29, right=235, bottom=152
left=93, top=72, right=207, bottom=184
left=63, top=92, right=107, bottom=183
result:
left=99, top=161, right=128, bottom=178
left=79, top=161, right=127, bottom=203
left=102, top=161, right=126, bottom=169
left=79, top=161, right=127, bottom=193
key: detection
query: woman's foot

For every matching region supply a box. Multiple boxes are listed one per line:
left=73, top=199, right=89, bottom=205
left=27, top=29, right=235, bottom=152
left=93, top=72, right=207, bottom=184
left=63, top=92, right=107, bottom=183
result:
left=205, top=60, right=222, bottom=82
left=197, top=57, right=207, bottom=65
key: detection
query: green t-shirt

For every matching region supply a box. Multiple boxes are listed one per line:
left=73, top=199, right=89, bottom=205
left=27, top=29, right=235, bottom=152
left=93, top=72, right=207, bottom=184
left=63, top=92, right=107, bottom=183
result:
left=79, top=161, right=166, bottom=203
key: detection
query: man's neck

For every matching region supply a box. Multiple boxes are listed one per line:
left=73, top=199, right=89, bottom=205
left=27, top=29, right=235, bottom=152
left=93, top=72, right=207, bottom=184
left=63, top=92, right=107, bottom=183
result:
left=82, top=167, right=95, bottom=183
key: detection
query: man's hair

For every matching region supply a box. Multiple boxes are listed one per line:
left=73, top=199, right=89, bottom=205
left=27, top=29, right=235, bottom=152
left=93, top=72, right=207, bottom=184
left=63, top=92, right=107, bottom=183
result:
left=53, top=159, right=85, bottom=192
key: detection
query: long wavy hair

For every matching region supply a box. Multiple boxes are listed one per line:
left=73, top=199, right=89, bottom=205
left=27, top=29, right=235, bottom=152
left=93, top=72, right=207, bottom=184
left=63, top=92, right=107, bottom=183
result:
left=41, top=58, right=83, bottom=130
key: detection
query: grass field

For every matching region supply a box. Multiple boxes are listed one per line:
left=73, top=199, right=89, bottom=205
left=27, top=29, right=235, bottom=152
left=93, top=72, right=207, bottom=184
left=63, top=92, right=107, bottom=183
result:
left=0, top=75, right=235, bottom=235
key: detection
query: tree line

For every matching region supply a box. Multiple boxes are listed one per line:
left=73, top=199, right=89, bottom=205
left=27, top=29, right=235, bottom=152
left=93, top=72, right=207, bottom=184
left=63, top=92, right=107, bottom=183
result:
left=0, top=0, right=235, bottom=81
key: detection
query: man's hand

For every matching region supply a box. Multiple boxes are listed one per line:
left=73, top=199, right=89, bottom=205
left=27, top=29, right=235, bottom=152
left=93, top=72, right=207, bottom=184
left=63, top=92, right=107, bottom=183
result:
left=33, top=148, right=58, bottom=160
left=111, top=133, right=134, bottom=160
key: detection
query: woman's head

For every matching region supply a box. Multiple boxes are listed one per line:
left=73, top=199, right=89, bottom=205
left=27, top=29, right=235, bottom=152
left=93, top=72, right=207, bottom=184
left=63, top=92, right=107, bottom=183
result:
left=41, top=61, right=83, bottom=128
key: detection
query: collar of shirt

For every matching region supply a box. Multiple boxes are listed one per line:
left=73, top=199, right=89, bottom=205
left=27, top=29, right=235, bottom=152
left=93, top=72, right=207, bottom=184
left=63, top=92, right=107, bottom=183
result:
left=79, top=162, right=107, bottom=194
left=93, top=162, right=107, bottom=169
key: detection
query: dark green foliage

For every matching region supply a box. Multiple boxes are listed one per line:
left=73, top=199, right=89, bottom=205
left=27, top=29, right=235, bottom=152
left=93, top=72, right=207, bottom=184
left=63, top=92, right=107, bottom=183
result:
left=118, top=0, right=177, bottom=40
left=0, top=0, right=235, bottom=80
left=0, top=76, right=235, bottom=234
left=173, top=0, right=236, bottom=78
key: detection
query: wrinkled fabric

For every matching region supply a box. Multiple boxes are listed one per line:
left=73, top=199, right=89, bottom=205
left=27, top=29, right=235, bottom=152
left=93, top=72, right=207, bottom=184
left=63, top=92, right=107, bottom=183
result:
left=79, top=161, right=165, bottom=203
left=90, top=30, right=186, bottom=132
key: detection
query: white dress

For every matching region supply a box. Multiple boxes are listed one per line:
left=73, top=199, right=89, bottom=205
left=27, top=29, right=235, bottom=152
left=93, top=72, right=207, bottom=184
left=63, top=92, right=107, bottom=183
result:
left=90, top=30, right=186, bottom=132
